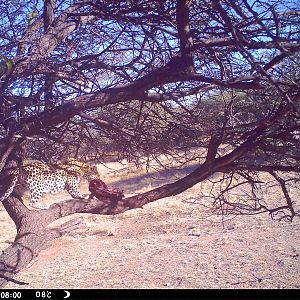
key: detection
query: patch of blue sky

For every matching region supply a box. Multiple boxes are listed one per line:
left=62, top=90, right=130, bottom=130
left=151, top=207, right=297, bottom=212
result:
left=8, top=77, right=35, bottom=97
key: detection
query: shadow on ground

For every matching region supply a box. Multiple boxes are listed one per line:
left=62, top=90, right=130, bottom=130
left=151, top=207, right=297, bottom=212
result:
left=110, top=164, right=198, bottom=194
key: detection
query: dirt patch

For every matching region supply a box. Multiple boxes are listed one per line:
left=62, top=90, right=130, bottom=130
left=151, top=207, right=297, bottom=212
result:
left=2, top=191, right=300, bottom=289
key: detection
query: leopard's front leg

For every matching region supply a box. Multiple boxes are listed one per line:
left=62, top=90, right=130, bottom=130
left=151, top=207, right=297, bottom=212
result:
left=66, top=180, right=86, bottom=199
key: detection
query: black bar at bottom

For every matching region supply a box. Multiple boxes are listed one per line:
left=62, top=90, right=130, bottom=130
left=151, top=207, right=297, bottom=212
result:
left=0, top=289, right=298, bottom=300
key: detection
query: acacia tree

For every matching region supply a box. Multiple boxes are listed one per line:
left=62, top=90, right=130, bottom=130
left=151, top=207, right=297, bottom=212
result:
left=0, top=0, right=299, bottom=287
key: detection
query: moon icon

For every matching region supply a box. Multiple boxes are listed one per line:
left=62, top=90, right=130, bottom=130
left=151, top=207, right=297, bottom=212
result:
left=63, top=290, right=71, bottom=298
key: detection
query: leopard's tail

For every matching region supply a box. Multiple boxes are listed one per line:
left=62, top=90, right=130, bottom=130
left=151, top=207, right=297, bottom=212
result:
left=0, top=163, right=20, bottom=202
left=0, top=175, right=18, bottom=202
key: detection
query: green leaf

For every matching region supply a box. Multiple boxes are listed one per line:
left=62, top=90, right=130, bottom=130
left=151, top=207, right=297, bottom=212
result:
left=0, top=54, right=14, bottom=76
left=28, top=5, right=38, bottom=25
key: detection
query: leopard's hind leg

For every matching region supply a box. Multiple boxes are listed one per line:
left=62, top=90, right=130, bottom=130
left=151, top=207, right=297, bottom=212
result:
left=29, top=189, right=49, bottom=210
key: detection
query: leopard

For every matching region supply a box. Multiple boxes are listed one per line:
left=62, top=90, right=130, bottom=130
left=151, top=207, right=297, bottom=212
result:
left=0, top=158, right=100, bottom=210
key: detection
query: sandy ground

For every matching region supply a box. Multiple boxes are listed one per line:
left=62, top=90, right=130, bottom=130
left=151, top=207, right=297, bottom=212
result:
left=1, top=162, right=300, bottom=289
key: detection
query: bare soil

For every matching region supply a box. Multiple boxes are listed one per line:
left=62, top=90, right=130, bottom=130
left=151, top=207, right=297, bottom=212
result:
left=1, top=162, right=300, bottom=289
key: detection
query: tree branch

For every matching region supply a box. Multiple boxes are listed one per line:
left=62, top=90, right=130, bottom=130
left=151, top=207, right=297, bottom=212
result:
left=176, top=0, right=194, bottom=73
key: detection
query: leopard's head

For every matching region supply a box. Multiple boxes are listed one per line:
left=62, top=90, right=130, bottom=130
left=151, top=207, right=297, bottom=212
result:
left=65, top=158, right=100, bottom=180
left=85, top=165, right=101, bottom=181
